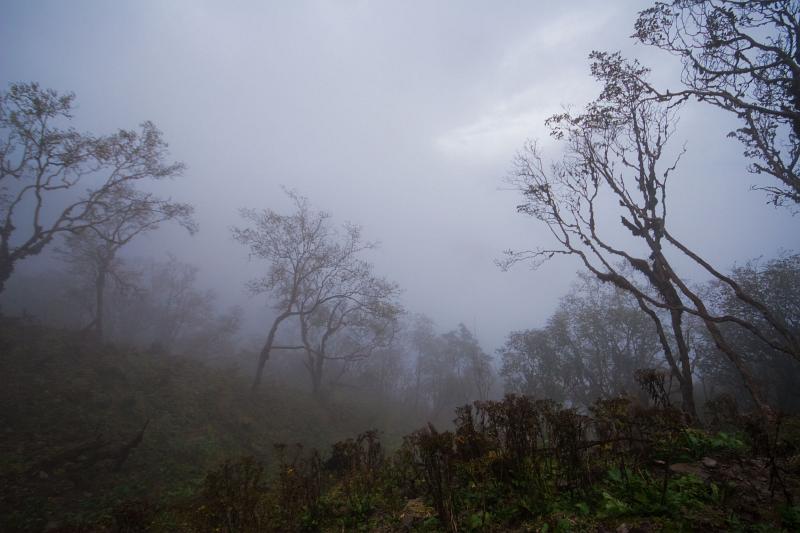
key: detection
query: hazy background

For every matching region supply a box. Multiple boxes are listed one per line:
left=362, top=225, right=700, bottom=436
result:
left=2, top=0, right=797, bottom=351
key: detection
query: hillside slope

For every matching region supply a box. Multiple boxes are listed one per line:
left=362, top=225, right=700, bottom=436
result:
left=0, top=318, right=381, bottom=531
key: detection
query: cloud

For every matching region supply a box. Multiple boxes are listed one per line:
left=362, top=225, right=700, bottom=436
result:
left=433, top=81, right=591, bottom=161
left=435, top=105, right=545, bottom=160
left=433, top=7, right=618, bottom=162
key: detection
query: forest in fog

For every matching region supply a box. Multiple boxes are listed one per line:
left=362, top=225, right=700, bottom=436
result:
left=1, top=1, right=800, bottom=531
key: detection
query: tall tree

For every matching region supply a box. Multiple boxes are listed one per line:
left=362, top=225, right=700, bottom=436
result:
left=504, top=54, right=700, bottom=418
left=233, top=190, right=401, bottom=392
left=0, top=82, right=185, bottom=293
left=409, top=320, right=494, bottom=423
left=56, top=184, right=196, bottom=339
left=506, top=50, right=800, bottom=418
left=297, top=277, right=402, bottom=397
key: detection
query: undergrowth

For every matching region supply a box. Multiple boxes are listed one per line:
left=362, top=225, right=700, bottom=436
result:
left=1, top=322, right=799, bottom=532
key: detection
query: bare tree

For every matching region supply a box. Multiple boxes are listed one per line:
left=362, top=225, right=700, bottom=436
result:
left=506, top=51, right=800, bottom=418
left=634, top=0, right=800, bottom=206
left=503, top=55, right=697, bottom=418
left=0, top=82, right=185, bottom=293
left=56, top=184, right=196, bottom=339
left=298, top=275, right=402, bottom=397
left=233, top=190, right=401, bottom=392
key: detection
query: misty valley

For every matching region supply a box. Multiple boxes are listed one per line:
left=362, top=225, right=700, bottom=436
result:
left=1, top=1, right=800, bottom=532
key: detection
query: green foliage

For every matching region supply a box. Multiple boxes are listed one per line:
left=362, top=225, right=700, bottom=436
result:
left=1, top=321, right=798, bottom=531
left=597, top=467, right=714, bottom=520
left=680, top=428, right=748, bottom=460
left=194, top=457, right=268, bottom=532
left=781, top=505, right=800, bottom=530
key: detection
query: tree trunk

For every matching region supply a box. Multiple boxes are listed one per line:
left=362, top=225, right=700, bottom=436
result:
left=0, top=252, right=13, bottom=296
left=634, top=293, right=698, bottom=420
left=667, top=270, right=774, bottom=419
left=251, top=310, right=292, bottom=391
left=94, top=266, right=107, bottom=341
left=668, top=308, right=698, bottom=421
left=651, top=256, right=699, bottom=421
left=310, top=355, right=324, bottom=399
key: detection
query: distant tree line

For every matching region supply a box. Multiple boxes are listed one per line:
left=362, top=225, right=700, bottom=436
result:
left=499, top=256, right=800, bottom=415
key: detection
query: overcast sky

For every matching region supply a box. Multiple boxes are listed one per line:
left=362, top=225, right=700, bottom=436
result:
left=2, top=0, right=798, bottom=351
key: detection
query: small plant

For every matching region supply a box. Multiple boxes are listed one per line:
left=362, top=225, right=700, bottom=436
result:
left=680, top=428, right=747, bottom=460
left=195, top=456, right=268, bottom=533
left=272, top=443, right=324, bottom=530
left=781, top=505, right=800, bottom=530
left=111, top=498, right=158, bottom=532
left=406, top=424, right=459, bottom=532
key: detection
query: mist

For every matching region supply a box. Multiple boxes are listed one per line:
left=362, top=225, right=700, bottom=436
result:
left=2, top=1, right=799, bottom=531
left=5, top=0, right=794, bottom=350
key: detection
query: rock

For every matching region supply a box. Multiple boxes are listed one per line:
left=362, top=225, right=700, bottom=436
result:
left=669, top=462, right=709, bottom=480
left=43, top=521, right=61, bottom=531
left=617, top=524, right=630, bottom=533
left=38, top=470, right=49, bottom=480
left=702, top=457, right=718, bottom=468
left=400, top=498, right=432, bottom=528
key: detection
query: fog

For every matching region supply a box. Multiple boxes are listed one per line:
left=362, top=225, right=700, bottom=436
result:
left=4, top=2, right=800, bottom=530
left=4, top=0, right=794, bottom=351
